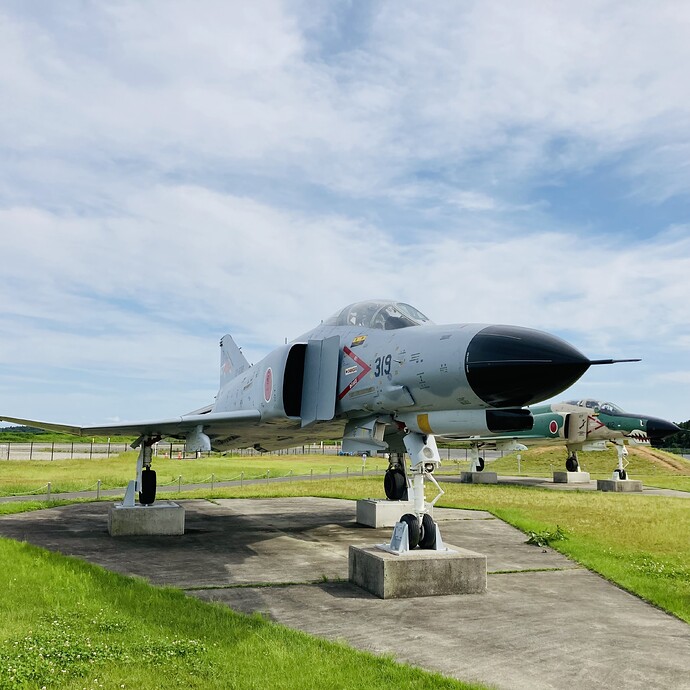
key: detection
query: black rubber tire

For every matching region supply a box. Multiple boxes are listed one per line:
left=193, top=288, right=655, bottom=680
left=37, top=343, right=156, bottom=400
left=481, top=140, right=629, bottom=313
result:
left=400, top=513, right=420, bottom=549
left=618, top=469, right=627, bottom=480
left=418, top=513, right=437, bottom=550
left=565, top=456, right=579, bottom=472
left=476, top=457, right=485, bottom=472
left=139, top=467, right=157, bottom=505
left=384, top=468, right=407, bottom=501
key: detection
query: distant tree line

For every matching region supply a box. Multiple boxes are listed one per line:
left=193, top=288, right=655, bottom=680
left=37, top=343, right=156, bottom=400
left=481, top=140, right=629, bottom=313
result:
left=653, top=420, right=690, bottom=450
left=1, top=425, right=47, bottom=434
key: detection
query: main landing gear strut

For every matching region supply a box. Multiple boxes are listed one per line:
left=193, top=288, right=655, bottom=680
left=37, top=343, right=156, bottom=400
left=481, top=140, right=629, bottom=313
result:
left=122, top=436, right=159, bottom=507
left=565, top=450, right=580, bottom=473
left=383, top=432, right=446, bottom=551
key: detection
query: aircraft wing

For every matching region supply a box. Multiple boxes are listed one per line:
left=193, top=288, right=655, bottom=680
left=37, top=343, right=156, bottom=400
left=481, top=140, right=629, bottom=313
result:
left=0, top=410, right=262, bottom=440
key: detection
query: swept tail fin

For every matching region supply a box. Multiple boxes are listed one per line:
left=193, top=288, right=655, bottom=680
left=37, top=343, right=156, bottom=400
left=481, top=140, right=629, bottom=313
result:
left=219, top=334, right=250, bottom=388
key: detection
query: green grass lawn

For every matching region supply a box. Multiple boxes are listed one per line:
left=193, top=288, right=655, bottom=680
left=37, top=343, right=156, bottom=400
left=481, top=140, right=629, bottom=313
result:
left=2, top=446, right=687, bottom=497
left=0, top=538, right=480, bottom=690
left=0, top=453, right=382, bottom=497
left=487, top=444, right=690, bottom=488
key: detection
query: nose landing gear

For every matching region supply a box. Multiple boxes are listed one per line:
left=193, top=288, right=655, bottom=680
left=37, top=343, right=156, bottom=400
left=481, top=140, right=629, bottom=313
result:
left=380, top=432, right=448, bottom=553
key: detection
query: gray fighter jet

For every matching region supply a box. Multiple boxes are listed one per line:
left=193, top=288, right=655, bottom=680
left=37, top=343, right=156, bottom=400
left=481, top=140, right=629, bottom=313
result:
left=1, top=299, right=634, bottom=549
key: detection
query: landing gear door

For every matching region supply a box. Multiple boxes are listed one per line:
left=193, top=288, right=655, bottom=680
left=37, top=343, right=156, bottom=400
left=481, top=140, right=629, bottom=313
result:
left=565, top=412, right=588, bottom=443
left=300, top=336, right=340, bottom=427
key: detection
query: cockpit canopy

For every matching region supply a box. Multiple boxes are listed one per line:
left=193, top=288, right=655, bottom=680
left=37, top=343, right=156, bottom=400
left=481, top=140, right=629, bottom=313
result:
left=324, top=300, right=433, bottom=330
left=566, top=399, right=624, bottom=415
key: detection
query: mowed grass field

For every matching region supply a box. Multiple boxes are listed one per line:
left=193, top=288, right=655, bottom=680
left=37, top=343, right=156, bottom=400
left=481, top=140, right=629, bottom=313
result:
left=2, top=445, right=688, bottom=497
left=481, top=445, right=690, bottom=491
left=0, top=532, right=480, bottom=690
left=0, top=452, right=384, bottom=497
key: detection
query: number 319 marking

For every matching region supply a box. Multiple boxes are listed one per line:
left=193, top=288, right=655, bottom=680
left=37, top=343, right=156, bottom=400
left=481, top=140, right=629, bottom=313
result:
left=374, top=354, right=392, bottom=377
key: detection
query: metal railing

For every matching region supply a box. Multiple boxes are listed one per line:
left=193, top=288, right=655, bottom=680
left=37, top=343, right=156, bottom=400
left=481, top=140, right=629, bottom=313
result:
left=0, top=441, right=485, bottom=461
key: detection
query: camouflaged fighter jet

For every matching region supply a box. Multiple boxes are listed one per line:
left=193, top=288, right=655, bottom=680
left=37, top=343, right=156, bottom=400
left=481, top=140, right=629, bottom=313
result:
left=0, top=300, right=636, bottom=549
left=453, top=398, right=679, bottom=480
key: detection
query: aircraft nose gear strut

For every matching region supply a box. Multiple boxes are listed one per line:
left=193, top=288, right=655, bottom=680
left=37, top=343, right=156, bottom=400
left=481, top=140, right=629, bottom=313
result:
left=612, top=441, right=629, bottom=480
left=122, top=435, right=160, bottom=507
left=382, top=432, right=447, bottom=553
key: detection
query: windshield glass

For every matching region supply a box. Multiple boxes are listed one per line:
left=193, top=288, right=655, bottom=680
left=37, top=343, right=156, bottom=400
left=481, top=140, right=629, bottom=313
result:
left=566, top=399, right=625, bottom=414
left=324, top=300, right=432, bottom=330
left=598, top=401, right=624, bottom=414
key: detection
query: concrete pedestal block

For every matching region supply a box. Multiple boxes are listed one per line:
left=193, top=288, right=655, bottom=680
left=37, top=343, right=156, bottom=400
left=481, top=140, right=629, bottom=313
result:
left=597, top=479, right=643, bottom=493
left=349, top=544, right=486, bottom=599
left=460, top=472, right=498, bottom=484
left=553, top=471, right=591, bottom=483
left=108, top=501, right=185, bottom=536
left=356, top=499, right=434, bottom=528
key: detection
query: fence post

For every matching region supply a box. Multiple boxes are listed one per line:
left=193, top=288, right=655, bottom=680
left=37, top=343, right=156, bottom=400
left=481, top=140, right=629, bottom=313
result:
left=211, top=473, right=215, bottom=490
left=71, top=442, right=74, bottom=460
left=346, top=466, right=349, bottom=479
left=329, top=467, right=332, bottom=480
left=29, top=441, right=33, bottom=460
left=47, top=482, right=51, bottom=501
left=90, top=442, right=93, bottom=460
left=311, top=468, right=313, bottom=480
left=6, top=443, right=9, bottom=460
left=240, top=471, right=244, bottom=488
left=50, top=442, right=54, bottom=462
left=266, top=469, right=270, bottom=484
left=97, top=480, right=101, bottom=499
left=178, top=475, right=182, bottom=493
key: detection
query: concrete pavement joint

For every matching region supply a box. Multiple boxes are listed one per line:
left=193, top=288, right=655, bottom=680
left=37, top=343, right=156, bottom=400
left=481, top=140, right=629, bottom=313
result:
left=183, top=578, right=349, bottom=591
left=488, top=566, right=583, bottom=575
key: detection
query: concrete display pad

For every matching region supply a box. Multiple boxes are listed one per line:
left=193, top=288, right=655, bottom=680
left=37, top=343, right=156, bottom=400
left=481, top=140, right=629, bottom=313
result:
left=1, top=498, right=689, bottom=690
left=349, top=544, right=486, bottom=598
left=107, top=501, right=185, bottom=536
left=553, top=471, right=591, bottom=483
left=597, top=479, right=644, bottom=493
left=460, top=471, right=498, bottom=484
left=356, top=498, right=434, bottom=528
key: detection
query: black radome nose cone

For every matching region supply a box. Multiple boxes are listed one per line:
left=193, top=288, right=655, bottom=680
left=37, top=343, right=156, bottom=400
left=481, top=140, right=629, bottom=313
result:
left=466, top=325, right=591, bottom=407
left=645, top=418, right=681, bottom=440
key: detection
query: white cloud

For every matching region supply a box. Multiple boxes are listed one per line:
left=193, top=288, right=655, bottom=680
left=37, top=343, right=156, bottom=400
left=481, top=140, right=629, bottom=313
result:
left=1, top=2, right=689, bottom=424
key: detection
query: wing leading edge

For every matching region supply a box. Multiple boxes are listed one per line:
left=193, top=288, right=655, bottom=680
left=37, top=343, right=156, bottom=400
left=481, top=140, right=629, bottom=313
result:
left=0, top=410, right=262, bottom=440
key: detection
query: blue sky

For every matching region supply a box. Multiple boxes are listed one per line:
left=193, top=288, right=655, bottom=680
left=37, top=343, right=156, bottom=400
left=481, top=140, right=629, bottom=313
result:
left=1, top=0, right=689, bottom=426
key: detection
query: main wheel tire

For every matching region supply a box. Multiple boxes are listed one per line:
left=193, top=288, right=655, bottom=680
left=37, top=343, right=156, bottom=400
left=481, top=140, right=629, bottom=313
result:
left=565, top=456, right=579, bottom=472
left=139, top=467, right=157, bottom=505
left=476, top=457, right=485, bottom=472
left=400, top=513, right=420, bottom=549
left=618, top=469, right=627, bottom=480
left=418, top=513, right=437, bottom=550
left=384, top=468, right=407, bottom=501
